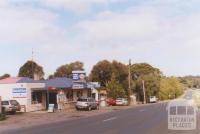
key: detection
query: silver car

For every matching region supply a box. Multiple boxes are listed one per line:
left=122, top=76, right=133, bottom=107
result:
left=76, top=97, right=98, bottom=111
left=1, top=100, right=21, bottom=114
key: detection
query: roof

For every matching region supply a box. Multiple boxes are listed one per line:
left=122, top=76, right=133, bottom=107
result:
left=45, top=77, right=73, bottom=89
left=0, top=77, right=44, bottom=84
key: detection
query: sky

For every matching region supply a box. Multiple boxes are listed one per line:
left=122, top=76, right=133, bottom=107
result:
left=1, top=0, right=200, bottom=77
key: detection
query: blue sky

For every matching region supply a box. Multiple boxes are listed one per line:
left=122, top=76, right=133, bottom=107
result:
left=1, top=0, right=200, bottom=77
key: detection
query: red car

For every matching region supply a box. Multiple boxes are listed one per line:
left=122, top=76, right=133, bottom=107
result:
left=106, top=98, right=116, bottom=106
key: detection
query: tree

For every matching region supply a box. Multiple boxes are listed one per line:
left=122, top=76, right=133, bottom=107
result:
left=0, top=74, right=10, bottom=80
left=131, top=63, right=162, bottom=102
left=106, top=73, right=126, bottom=99
left=54, top=61, right=84, bottom=77
left=159, top=77, right=184, bottom=100
left=89, top=60, right=113, bottom=87
left=18, top=60, right=44, bottom=80
left=48, top=74, right=54, bottom=80
left=89, top=60, right=128, bottom=87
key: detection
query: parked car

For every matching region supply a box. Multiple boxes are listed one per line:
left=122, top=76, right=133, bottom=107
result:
left=106, top=98, right=116, bottom=106
left=76, top=97, right=98, bottom=111
left=116, top=98, right=128, bottom=106
left=1, top=100, right=21, bottom=114
left=149, top=96, right=157, bottom=103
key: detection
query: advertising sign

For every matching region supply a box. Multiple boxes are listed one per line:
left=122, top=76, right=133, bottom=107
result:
left=72, top=71, right=86, bottom=81
left=48, top=104, right=55, bottom=113
left=12, top=88, right=27, bottom=98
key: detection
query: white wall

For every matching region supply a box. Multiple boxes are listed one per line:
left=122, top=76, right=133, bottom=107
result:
left=0, top=83, right=45, bottom=112
left=0, top=83, right=29, bottom=110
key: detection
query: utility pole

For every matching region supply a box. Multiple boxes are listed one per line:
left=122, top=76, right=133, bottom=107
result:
left=31, top=48, right=34, bottom=79
left=128, top=59, right=133, bottom=105
left=128, top=59, right=131, bottom=91
left=142, top=80, right=146, bottom=104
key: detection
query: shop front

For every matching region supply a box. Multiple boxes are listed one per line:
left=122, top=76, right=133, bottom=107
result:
left=0, top=77, right=46, bottom=112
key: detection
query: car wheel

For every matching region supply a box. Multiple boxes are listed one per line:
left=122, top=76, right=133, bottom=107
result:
left=96, top=106, right=99, bottom=110
left=88, top=106, right=92, bottom=111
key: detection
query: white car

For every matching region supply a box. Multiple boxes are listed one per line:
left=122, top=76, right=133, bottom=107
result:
left=116, top=98, right=128, bottom=106
left=1, top=100, right=21, bottom=114
left=149, top=96, right=157, bottom=103
left=76, top=97, right=98, bottom=111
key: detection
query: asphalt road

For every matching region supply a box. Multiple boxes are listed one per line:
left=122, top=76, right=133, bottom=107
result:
left=2, top=90, right=200, bottom=134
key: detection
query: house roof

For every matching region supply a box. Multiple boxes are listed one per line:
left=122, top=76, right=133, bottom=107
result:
left=45, top=77, right=73, bottom=89
left=0, top=77, right=44, bottom=84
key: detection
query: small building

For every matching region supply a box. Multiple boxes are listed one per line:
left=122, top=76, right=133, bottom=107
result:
left=0, top=77, right=46, bottom=112
left=0, top=76, right=101, bottom=112
left=45, top=77, right=73, bottom=106
left=45, top=77, right=93, bottom=104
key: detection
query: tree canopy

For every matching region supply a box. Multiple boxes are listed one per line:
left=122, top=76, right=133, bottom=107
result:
left=131, top=63, right=162, bottom=101
left=159, top=77, right=184, bottom=100
left=106, top=73, right=126, bottom=99
left=53, top=61, right=84, bottom=78
left=18, top=60, right=44, bottom=80
left=0, top=74, right=10, bottom=80
left=89, top=60, right=128, bottom=87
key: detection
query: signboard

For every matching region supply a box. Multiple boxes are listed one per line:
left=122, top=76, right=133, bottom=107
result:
left=72, top=83, right=85, bottom=89
left=12, top=88, right=27, bottom=98
left=72, top=71, right=86, bottom=81
left=48, top=104, right=55, bottom=113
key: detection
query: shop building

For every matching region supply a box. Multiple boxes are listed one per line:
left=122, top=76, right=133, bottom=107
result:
left=0, top=77, right=46, bottom=112
left=0, top=75, right=100, bottom=112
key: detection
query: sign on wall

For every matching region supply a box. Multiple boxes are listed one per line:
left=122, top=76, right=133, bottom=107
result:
left=72, top=83, right=85, bottom=89
left=12, top=88, right=27, bottom=98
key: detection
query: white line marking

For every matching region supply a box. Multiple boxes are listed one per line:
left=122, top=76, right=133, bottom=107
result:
left=139, top=109, right=145, bottom=112
left=103, top=117, right=117, bottom=122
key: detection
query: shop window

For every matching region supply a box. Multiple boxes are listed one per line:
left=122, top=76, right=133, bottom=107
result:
left=66, top=90, right=73, bottom=101
left=87, top=90, right=91, bottom=97
left=32, top=92, right=42, bottom=104
left=77, top=91, right=83, bottom=98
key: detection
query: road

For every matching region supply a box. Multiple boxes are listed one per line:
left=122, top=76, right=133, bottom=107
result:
left=1, top=90, right=200, bottom=134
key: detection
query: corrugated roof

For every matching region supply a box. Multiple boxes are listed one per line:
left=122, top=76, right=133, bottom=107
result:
left=0, top=77, right=44, bottom=84
left=45, top=77, right=73, bottom=89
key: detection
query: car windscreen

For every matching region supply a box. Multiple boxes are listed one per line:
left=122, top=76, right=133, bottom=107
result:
left=10, top=100, right=19, bottom=105
left=77, top=98, right=88, bottom=102
left=2, top=101, right=9, bottom=105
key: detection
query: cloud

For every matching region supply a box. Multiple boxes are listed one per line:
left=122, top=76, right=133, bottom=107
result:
left=40, top=0, right=122, bottom=13
left=0, top=1, right=68, bottom=48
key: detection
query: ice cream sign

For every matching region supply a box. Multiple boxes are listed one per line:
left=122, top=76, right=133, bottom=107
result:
left=72, top=71, right=86, bottom=81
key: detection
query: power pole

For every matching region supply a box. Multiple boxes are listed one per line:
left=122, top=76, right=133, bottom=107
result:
left=31, top=48, right=34, bottom=79
left=128, top=59, right=131, bottom=91
left=128, top=59, right=133, bottom=105
left=142, top=80, right=146, bottom=104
